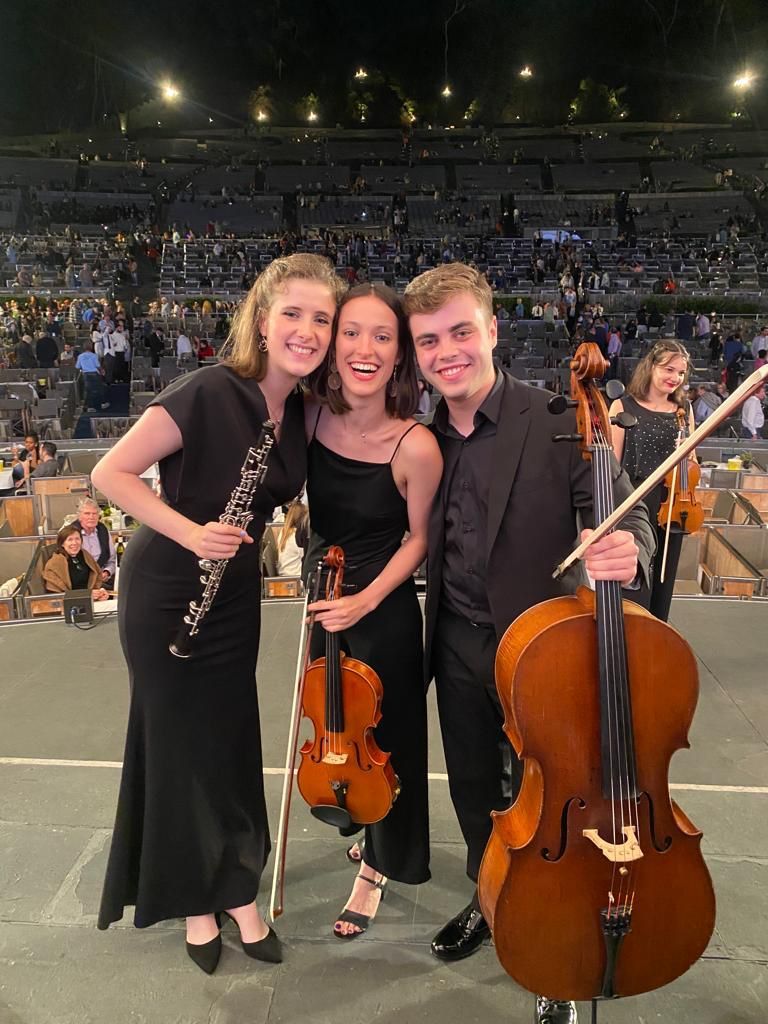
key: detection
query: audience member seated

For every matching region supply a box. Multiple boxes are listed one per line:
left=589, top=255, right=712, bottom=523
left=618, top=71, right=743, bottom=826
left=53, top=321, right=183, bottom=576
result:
left=71, top=497, right=116, bottom=590
left=11, top=432, right=40, bottom=489
left=42, top=524, right=109, bottom=600
left=30, top=441, right=59, bottom=478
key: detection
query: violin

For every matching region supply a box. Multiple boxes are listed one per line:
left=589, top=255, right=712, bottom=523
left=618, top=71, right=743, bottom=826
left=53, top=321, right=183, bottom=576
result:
left=657, top=406, right=704, bottom=534
left=296, top=545, right=399, bottom=834
left=477, top=343, right=715, bottom=1006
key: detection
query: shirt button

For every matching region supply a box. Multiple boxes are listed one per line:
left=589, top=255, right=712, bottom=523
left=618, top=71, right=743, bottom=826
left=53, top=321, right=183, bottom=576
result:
left=461, top=480, right=469, bottom=490
left=467, top=568, right=475, bottom=575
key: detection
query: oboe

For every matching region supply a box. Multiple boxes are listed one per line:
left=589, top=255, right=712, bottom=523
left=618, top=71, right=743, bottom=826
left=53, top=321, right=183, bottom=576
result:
left=169, top=422, right=276, bottom=659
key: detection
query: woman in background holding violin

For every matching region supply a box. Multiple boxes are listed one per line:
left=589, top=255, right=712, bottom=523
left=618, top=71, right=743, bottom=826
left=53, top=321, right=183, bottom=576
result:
left=609, top=340, right=697, bottom=621
left=305, top=283, right=442, bottom=938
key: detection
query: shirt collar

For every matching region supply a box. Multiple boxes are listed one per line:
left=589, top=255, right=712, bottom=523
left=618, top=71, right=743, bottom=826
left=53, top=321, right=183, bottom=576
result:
left=434, top=369, right=504, bottom=436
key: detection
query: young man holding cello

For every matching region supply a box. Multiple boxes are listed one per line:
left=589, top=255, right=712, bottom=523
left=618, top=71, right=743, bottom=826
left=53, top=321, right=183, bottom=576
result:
left=403, top=264, right=656, bottom=1024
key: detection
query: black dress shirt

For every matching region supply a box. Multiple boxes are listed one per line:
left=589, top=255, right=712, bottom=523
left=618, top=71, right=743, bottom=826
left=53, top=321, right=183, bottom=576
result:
left=433, top=371, right=504, bottom=625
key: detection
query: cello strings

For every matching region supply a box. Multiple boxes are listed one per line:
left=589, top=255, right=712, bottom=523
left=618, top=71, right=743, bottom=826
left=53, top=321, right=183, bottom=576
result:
left=592, top=416, right=623, bottom=916
left=595, top=418, right=637, bottom=917
left=598, top=421, right=641, bottom=918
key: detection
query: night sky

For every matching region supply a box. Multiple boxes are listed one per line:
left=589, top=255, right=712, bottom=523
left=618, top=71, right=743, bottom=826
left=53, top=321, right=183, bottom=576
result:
left=1, top=0, right=767, bottom=133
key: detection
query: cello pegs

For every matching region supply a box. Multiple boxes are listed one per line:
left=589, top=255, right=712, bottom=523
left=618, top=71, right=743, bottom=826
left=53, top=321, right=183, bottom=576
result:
left=610, top=412, right=637, bottom=430
left=547, top=394, right=579, bottom=415
left=605, top=379, right=626, bottom=400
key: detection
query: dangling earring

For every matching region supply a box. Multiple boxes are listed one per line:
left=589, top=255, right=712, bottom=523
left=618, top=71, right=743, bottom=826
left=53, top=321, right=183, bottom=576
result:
left=327, top=358, right=342, bottom=391
left=258, top=335, right=268, bottom=353
left=388, top=365, right=400, bottom=398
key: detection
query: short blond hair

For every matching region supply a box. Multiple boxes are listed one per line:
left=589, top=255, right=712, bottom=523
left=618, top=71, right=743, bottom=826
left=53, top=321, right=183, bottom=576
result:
left=221, top=254, right=346, bottom=379
left=403, top=263, right=494, bottom=322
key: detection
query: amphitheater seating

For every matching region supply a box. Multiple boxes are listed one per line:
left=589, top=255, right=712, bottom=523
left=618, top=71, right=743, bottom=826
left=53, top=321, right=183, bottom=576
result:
left=297, top=196, right=391, bottom=228
left=456, top=165, right=541, bottom=191
left=264, top=165, right=349, bottom=192
left=359, top=165, right=446, bottom=193
left=553, top=163, right=641, bottom=191
left=651, top=161, right=719, bottom=191
left=0, top=157, right=78, bottom=189
left=166, top=197, right=283, bottom=235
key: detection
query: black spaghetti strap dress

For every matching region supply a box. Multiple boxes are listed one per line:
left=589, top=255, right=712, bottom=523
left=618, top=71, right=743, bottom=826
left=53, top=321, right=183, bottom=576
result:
left=620, top=394, right=688, bottom=622
left=98, top=364, right=306, bottom=929
left=304, top=416, right=430, bottom=885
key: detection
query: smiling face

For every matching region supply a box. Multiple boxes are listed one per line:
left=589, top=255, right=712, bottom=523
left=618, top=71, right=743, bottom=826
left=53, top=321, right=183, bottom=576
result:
left=334, top=295, right=400, bottom=401
left=410, top=292, right=497, bottom=407
left=259, top=278, right=336, bottom=383
left=651, top=354, right=688, bottom=399
left=62, top=531, right=82, bottom=557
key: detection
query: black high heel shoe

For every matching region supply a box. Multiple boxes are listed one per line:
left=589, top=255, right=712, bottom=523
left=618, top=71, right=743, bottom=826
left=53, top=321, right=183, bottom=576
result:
left=185, top=914, right=223, bottom=974
left=222, top=911, right=283, bottom=963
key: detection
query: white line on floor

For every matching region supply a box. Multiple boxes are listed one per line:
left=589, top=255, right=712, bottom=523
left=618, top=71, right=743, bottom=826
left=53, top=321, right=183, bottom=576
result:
left=0, top=757, right=767, bottom=794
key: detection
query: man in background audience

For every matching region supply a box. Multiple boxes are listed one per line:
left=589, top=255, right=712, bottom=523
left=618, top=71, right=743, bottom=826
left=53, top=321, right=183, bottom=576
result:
left=72, top=497, right=116, bottom=590
left=30, top=442, right=59, bottom=478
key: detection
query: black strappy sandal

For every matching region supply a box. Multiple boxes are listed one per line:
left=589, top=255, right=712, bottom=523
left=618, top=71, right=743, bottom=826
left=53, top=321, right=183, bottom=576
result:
left=333, top=872, right=388, bottom=940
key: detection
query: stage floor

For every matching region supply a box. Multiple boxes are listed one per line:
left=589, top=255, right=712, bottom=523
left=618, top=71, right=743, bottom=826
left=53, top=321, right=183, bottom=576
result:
left=0, top=598, right=766, bottom=1024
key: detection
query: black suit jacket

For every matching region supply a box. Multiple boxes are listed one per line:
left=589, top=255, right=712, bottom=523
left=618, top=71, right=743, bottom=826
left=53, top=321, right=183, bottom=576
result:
left=425, top=372, right=656, bottom=676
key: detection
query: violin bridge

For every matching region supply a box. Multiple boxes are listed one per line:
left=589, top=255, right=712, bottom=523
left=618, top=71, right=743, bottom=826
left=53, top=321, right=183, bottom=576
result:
left=322, top=752, right=348, bottom=765
left=583, top=825, right=644, bottom=863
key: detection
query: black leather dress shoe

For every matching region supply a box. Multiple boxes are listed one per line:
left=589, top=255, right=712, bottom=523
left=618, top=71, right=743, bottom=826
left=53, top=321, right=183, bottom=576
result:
left=535, top=997, right=578, bottom=1024
left=430, top=903, right=491, bottom=961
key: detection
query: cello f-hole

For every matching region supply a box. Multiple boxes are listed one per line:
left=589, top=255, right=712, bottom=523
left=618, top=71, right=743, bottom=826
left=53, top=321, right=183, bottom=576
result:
left=541, top=797, right=587, bottom=862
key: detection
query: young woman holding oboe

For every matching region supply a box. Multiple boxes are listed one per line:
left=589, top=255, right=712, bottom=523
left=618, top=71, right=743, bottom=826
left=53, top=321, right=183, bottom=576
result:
left=95, top=255, right=344, bottom=973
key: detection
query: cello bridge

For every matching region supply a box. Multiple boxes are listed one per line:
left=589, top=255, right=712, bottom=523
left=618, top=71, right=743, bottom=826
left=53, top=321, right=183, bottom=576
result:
left=322, top=752, right=348, bottom=765
left=583, top=825, right=644, bottom=863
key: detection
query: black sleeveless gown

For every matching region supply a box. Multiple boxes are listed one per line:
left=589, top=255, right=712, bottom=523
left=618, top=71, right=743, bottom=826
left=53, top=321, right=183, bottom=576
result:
left=304, top=418, right=430, bottom=885
left=98, top=364, right=306, bottom=929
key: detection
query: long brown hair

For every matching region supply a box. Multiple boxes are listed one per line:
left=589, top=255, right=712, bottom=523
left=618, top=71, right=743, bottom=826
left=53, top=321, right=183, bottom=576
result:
left=278, top=499, right=309, bottom=552
left=220, top=253, right=346, bottom=380
left=309, top=283, right=419, bottom=419
left=627, top=339, right=691, bottom=408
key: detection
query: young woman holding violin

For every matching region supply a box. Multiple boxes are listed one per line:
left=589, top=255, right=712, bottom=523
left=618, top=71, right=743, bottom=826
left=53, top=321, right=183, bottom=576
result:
left=305, top=283, right=443, bottom=938
left=609, top=340, right=697, bottom=622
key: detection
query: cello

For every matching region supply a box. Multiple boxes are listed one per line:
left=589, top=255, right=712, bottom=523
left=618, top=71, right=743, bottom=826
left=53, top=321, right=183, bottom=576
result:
left=477, top=343, right=716, bottom=1007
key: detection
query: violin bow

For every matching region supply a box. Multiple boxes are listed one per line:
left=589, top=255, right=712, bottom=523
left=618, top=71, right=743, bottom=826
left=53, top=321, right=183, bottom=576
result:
left=268, top=566, right=323, bottom=922
left=554, top=363, right=768, bottom=580
left=659, top=407, right=687, bottom=585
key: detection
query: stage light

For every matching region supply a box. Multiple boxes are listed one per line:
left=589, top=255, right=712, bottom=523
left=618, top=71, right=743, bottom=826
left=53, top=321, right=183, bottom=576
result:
left=441, top=85, right=452, bottom=98
left=308, top=110, right=318, bottom=122
left=161, top=82, right=180, bottom=102
left=354, top=67, right=368, bottom=80
left=733, top=72, right=755, bottom=90
left=156, top=121, right=162, bottom=127
left=519, top=65, right=533, bottom=79
left=257, top=110, right=268, bottom=122
left=208, top=117, right=214, bottom=124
